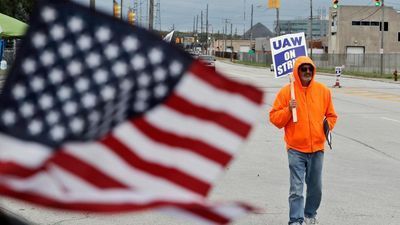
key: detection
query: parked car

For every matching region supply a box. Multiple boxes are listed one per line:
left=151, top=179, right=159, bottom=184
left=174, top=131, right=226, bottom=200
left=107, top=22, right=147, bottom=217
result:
left=198, top=55, right=216, bottom=71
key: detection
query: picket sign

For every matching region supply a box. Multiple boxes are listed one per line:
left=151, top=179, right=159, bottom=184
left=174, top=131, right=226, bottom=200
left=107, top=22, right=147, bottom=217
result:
left=270, top=32, right=307, bottom=123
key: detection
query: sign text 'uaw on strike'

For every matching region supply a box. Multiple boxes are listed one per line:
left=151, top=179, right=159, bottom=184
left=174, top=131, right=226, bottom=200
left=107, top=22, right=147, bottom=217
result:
left=270, top=32, right=307, bottom=78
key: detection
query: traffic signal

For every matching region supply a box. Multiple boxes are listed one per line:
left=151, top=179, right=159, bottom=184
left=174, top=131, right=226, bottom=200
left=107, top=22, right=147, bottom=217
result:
left=333, top=0, right=339, bottom=9
left=128, top=9, right=136, bottom=25
left=113, top=0, right=121, bottom=18
left=375, top=0, right=382, bottom=6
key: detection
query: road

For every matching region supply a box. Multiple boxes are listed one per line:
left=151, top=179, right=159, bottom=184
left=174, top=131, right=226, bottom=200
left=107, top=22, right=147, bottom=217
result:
left=2, top=61, right=400, bottom=225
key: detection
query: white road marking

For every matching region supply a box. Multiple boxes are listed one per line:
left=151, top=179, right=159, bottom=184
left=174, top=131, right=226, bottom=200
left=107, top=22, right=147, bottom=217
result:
left=381, top=117, right=400, bottom=124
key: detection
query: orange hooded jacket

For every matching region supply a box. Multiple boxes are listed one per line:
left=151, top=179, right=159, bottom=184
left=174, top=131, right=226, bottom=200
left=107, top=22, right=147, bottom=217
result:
left=269, top=56, right=338, bottom=153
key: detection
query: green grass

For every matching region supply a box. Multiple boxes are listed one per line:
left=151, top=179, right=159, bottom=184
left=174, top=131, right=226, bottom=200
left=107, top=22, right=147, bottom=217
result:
left=233, top=60, right=269, bottom=68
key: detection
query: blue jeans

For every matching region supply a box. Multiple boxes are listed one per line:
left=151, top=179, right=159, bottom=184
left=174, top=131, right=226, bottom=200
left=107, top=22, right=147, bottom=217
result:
left=287, top=149, right=324, bottom=225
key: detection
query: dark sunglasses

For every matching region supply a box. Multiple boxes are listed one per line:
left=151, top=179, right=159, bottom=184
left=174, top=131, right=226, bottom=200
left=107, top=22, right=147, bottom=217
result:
left=300, top=66, right=314, bottom=72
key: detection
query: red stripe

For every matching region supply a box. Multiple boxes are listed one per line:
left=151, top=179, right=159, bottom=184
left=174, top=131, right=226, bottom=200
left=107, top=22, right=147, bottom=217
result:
left=101, top=135, right=211, bottom=196
left=0, top=184, right=241, bottom=224
left=189, top=60, right=263, bottom=105
left=52, top=151, right=127, bottom=189
left=0, top=161, right=42, bottom=178
left=133, top=117, right=232, bottom=166
left=165, top=93, right=251, bottom=138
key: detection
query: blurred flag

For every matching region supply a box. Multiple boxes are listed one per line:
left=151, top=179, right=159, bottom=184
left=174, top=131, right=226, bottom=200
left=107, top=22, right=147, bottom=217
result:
left=0, top=1, right=263, bottom=224
left=163, top=30, right=174, bottom=43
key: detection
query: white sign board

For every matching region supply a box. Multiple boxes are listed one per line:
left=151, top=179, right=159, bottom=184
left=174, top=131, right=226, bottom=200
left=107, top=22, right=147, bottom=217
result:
left=270, top=32, right=307, bottom=78
left=335, top=66, right=342, bottom=76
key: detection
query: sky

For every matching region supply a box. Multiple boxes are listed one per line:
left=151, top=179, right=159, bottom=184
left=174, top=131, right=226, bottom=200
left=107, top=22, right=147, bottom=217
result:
left=73, top=0, right=400, bottom=34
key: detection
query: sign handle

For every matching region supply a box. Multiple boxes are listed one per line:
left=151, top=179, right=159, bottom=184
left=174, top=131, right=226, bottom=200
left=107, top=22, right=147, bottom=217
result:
left=289, top=74, right=298, bottom=123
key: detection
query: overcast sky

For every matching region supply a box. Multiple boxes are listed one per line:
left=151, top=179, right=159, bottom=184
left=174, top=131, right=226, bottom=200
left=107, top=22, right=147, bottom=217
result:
left=73, top=0, right=400, bottom=34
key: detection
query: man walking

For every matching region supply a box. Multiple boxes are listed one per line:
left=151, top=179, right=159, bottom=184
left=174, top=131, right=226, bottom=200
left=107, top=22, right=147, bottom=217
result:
left=269, top=56, right=338, bottom=225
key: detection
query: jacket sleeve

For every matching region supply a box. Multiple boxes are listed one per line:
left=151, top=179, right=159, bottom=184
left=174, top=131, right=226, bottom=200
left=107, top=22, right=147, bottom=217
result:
left=325, top=89, right=338, bottom=130
left=269, top=88, right=292, bottom=129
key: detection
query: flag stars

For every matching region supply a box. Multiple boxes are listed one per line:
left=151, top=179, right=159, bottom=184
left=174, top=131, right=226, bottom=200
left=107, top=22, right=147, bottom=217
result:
left=130, top=54, right=146, bottom=70
left=137, top=89, right=150, bottom=100
left=67, top=60, right=83, bottom=76
left=133, top=101, right=148, bottom=112
left=96, top=26, right=111, bottom=43
left=70, top=118, right=84, bottom=133
left=41, top=7, right=57, bottom=23
left=2, top=110, right=16, bottom=126
left=82, top=93, right=96, bottom=109
left=39, top=94, right=54, bottom=110
left=169, top=61, right=183, bottom=76
left=12, top=84, right=27, bottom=100
left=31, top=77, right=45, bottom=92
left=112, top=61, right=128, bottom=77
left=105, top=44, right=119, bottom=60
left=138, top=73, right=151, bottom=87
left=94, top=69, right=109, bottom=84
left=122, top=36, right=140, bottom=52
left=50, top=125, right=66, bottom=141
left=20, top=102, right=35, bottom=118
left=148, top=48, right=163, bottom=65
left=22, top=58, right=36, bottom=74
left=50, top=24, right=65, bottom=41
left=46, top=111, right=60, bottom=125
left=75, top=78, right=90, bottom=92
left=63, top=101, right=78, bottom=116
left=86, top=53, right=101, bottom=68
left=59, top=43, right=74, bottom=59
left=77, top=35, right=92, bottom=51
left=154, top=67, right=167, bottom=81
left=40, top=50, right=55, bottom=67
left=28, top=120, right=43, bottom=135
left=49, top=68, right=64, bottom=84
left=68, top=16, right=84, bottom=33
left=32, top=32, right=47, bottom=49
left=57, top=86, right=72, bottom=101
left=101, top=86, right=116, bottom=101
left=154, top=84, right=168, bottom=98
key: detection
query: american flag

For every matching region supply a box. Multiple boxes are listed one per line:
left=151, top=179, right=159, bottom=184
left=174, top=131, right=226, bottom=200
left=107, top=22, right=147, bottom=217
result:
left=0, top=1, right=263, bottom=224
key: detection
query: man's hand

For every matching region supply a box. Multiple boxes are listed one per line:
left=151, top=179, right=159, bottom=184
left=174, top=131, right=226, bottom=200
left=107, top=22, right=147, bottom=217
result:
left=289, top=99, right=297, bottom=111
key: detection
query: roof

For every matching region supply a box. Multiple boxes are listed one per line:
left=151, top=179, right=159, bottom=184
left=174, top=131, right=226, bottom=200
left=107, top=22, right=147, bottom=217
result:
left=0, top=13, right=28, bottom=38
left=244, top=22, right=274, bottom=39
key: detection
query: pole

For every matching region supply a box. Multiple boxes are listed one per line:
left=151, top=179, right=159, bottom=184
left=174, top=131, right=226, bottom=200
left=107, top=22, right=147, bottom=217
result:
left=310, top=0, right=313, bottom=59
left=90, top=0, right=95, bottom=10
left=230, top=23, right=233, bottom=62
left=149, top=0, right=154, bottom=30
left=290, top=74, right=298, bottom=123
left=250, top=4, right=253, bottom=48
left=206, top=4, right=209, bottom=55
left=276, top=8, right=280, bottom=36
left=120, top=0, right=123, bottom=20
left=380, top=0, right=384, bottom=76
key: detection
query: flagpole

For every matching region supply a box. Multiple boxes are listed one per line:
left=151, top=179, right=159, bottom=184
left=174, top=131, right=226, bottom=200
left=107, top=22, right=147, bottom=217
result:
left=289, top=74, right=297, bottom=123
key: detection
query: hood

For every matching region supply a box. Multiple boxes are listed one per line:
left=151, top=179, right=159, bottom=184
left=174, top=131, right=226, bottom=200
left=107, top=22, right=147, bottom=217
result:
left=293, top=56, right=316, bottom=89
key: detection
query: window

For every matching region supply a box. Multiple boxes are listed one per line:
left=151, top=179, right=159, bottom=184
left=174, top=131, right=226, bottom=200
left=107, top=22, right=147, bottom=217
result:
left=371, top=21, right=379, bottom=26
left=361, top=21, right=370, bottom=26
left=352, top=21, right=361, bottom=26
left=380, top=22, right=389, bottom=31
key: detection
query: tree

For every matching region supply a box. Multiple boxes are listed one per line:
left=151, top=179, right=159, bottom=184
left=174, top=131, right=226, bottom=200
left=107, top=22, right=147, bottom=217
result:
left=0, top=0, right=35, bottom=23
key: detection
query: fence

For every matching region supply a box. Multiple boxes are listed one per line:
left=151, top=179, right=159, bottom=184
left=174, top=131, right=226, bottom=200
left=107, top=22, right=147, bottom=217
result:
left=237, top=52, right=400, bottom=77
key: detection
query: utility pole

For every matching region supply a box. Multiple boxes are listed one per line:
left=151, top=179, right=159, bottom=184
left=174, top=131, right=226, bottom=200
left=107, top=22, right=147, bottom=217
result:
left=250, top=4, right=253, bottom=49
left=310, top=0, right=313, bottom=59
left=230, top=23, right=233, bottom=62
left=206, top=4, right=209, bottom=55
left=149, top=0, right=154, bottom=30
left=380, top=0, right=385, bottom=76
left=90, top=0, right=95, bottom=10
left=276, top=8, right=280, bottom=36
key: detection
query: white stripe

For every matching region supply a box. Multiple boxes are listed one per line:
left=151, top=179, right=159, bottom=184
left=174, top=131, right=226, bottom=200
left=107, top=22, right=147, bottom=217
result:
left=0, top=133, right=52, bottom=168
left=114, top=122, right=223, bottom=183
left=63, top=142, right=200, bottom=200
left=381, top=117, right=400, bottom=124
left=146, top=106, right=242, bottom=155
left=0, top=172, right=202, bottom=204
left=176, top=72, right=261, bottom=125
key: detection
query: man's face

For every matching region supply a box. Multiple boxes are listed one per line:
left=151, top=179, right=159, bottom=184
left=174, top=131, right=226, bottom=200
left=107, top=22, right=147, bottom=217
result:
left=298, top=64, right=314, bottom=87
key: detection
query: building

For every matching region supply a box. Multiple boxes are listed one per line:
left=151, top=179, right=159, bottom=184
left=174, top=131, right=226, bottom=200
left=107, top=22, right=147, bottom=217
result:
left=274, top=18, right=329, bottom=39
left=328, top=5, right=400, bottom=54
